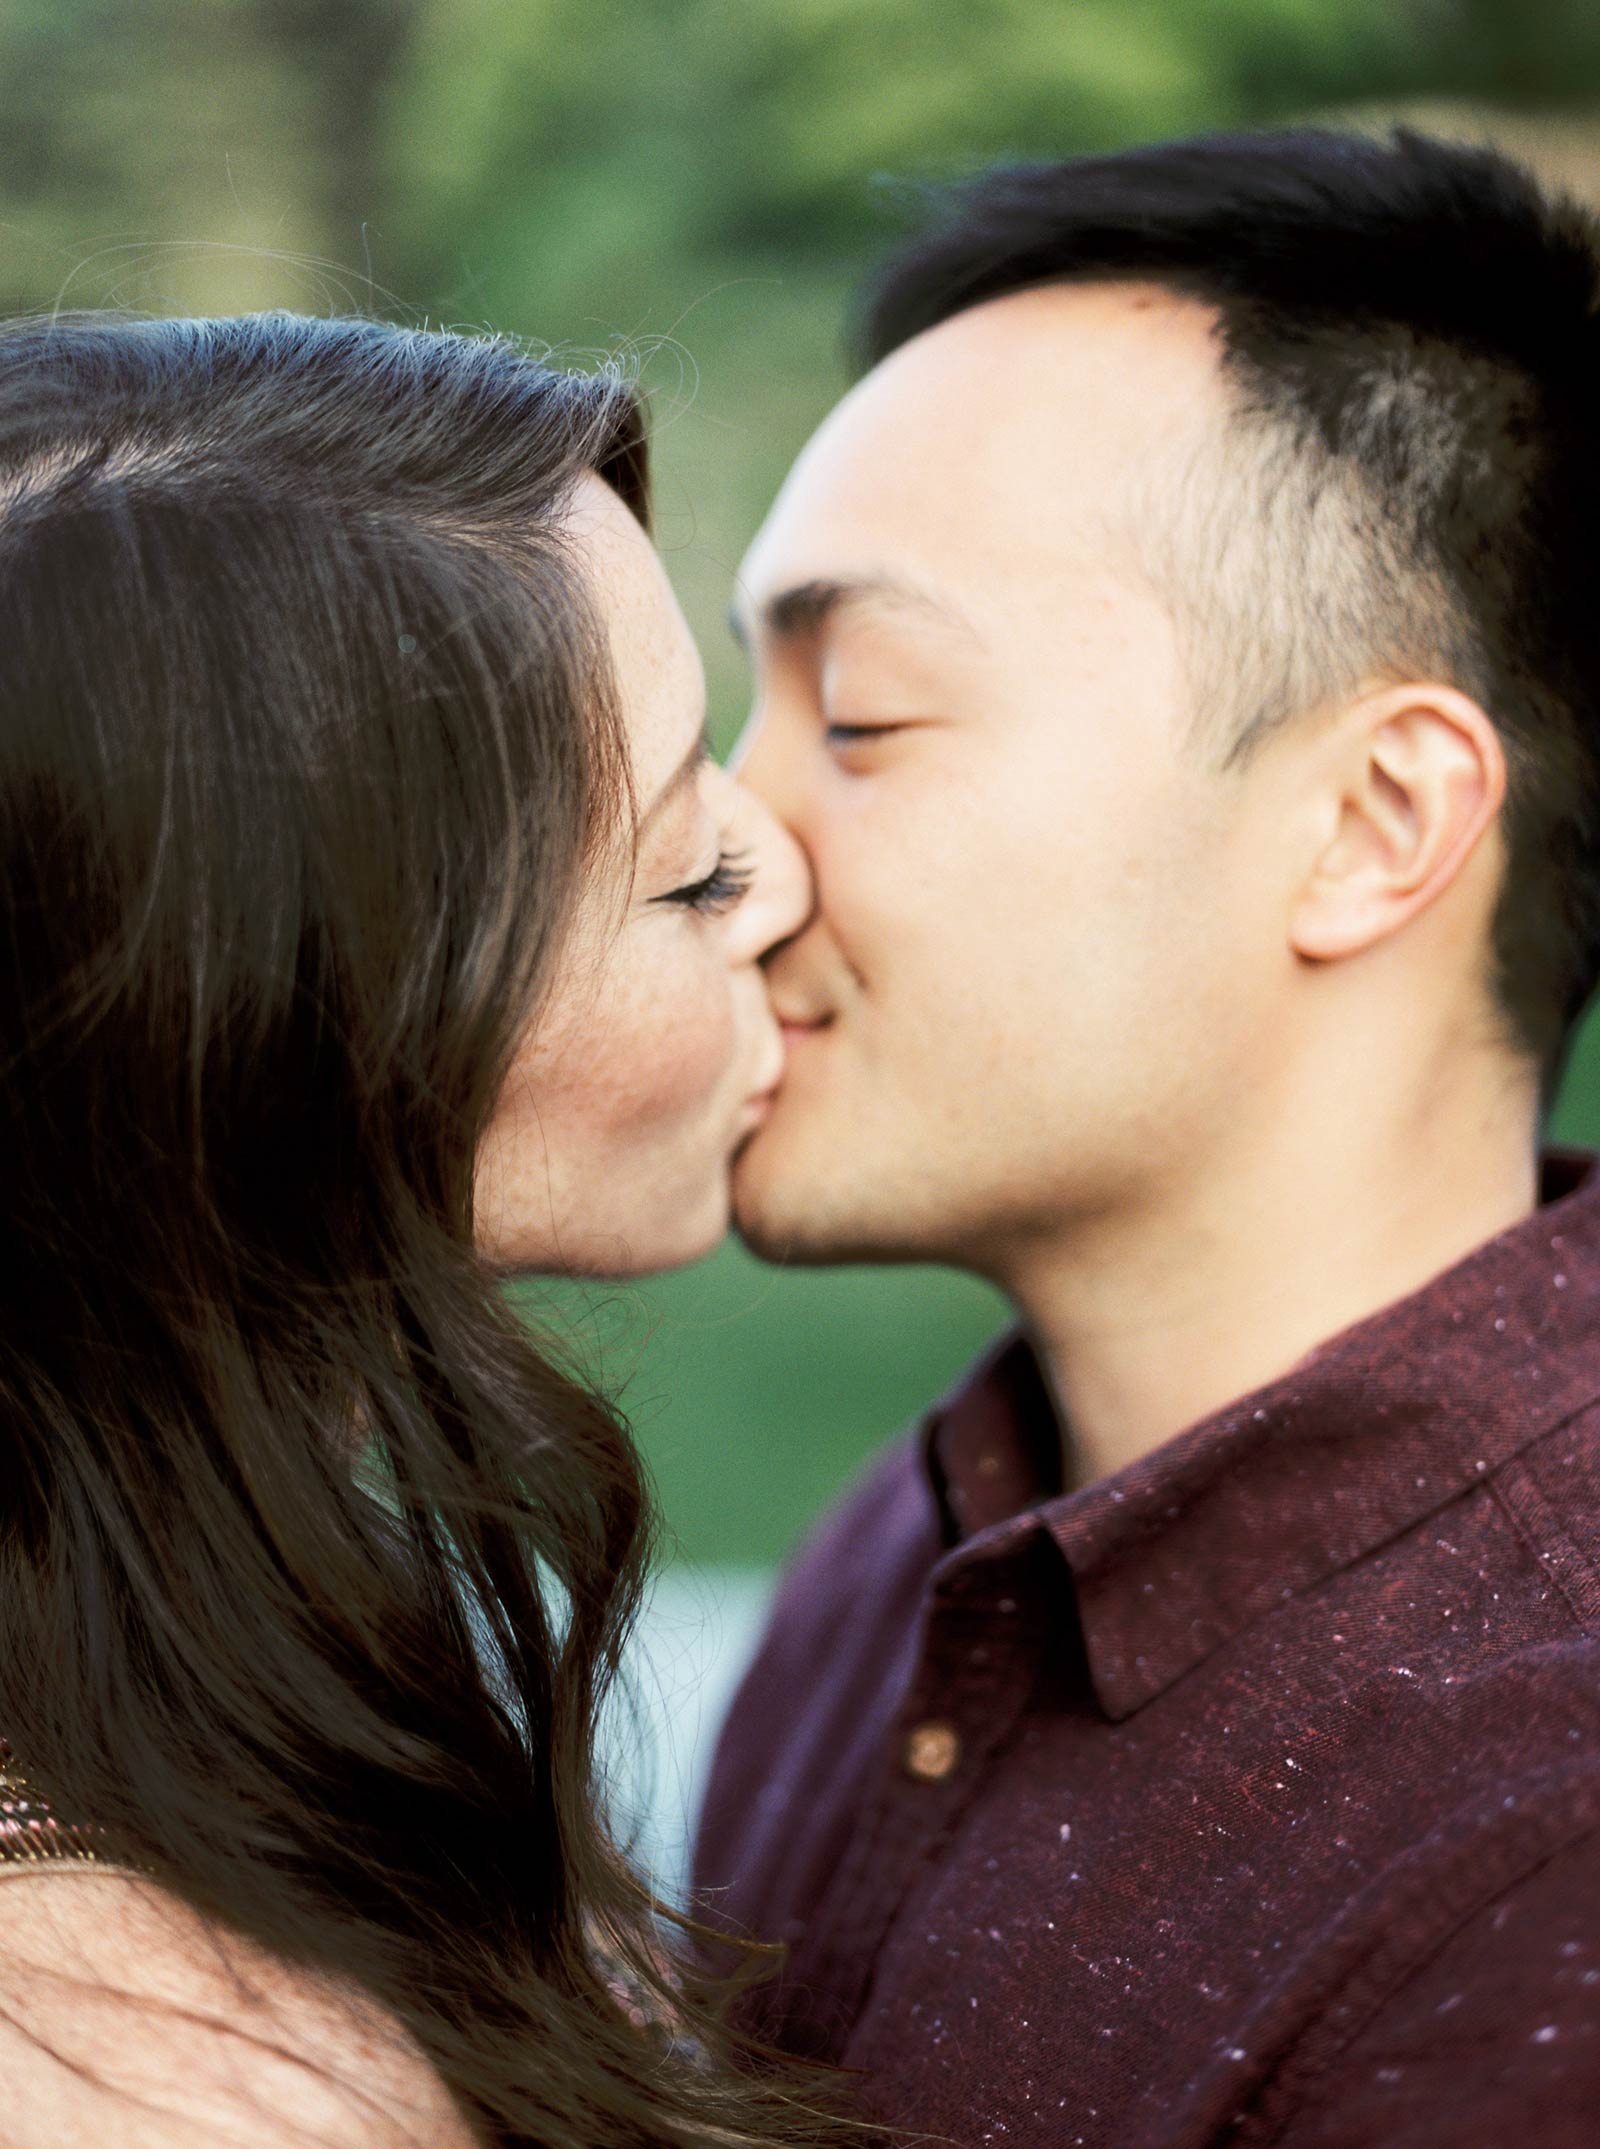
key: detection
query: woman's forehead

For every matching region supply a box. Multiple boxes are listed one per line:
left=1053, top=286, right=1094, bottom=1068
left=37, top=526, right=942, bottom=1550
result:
left=568, top=473, right=706, bottom=807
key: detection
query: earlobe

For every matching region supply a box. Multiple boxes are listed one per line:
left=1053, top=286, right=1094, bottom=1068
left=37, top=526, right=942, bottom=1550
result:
left=1289, top=684, right=1506, bottom=965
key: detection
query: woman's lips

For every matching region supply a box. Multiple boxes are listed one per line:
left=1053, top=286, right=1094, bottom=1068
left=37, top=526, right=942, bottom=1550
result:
left=737, top=1089, right=778, bottom=1134
left=736, top=1017, right=827, bottom=1138
left=734, top=1078, right=783, bottom=1142
left=737, top=1013, right=831, bottom=1131
left=738, top=1045, right=789, bottom=1127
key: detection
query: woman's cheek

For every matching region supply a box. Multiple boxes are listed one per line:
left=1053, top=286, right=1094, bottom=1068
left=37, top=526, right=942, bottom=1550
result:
left=532, top=936, right=738, bottom=1143
left=625, top=944, right=739, bottom=1133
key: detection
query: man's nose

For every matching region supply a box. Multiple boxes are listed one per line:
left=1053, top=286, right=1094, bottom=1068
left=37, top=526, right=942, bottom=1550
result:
left=714, top=755, right=815, bottom=962
left=750, top=802, right=815, bottom=957
left=727, top=706, right=800, bottom=830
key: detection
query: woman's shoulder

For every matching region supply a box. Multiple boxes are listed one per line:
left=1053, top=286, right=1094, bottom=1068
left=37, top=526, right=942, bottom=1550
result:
left=0, top=1846, right=478, bottom=2146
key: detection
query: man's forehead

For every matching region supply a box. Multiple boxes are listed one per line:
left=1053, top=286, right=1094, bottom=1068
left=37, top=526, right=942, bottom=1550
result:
left=902, top=278, right=1224, bottom=418
left=834, top=279, right=1218, bottom=449
left=739, top=279, right=1223, bottom=611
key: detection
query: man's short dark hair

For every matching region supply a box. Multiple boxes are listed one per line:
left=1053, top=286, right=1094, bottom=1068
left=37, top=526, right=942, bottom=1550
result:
left=861, top=128, right=1600, bottom=1094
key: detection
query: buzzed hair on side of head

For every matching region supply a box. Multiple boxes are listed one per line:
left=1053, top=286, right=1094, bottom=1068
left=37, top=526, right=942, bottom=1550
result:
left=859, top=129, right=1600, bottom=1095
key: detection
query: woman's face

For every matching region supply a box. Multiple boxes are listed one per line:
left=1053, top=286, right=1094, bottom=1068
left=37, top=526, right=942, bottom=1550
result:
left=474, top=476, right=810, bottom=1274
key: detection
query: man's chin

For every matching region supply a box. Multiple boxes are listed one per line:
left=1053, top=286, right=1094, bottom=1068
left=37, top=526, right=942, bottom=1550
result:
left=730, top=1124, right=849, bottom=1265
left=731, top=1123, right=907, bottom=1267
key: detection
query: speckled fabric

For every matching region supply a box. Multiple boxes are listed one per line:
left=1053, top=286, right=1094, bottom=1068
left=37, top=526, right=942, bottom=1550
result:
left=695, top=1149, right=1600, bottom=2147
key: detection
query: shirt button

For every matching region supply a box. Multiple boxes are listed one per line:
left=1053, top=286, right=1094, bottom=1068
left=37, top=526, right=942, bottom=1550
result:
left=903, top=1720, right=962, bottom=1782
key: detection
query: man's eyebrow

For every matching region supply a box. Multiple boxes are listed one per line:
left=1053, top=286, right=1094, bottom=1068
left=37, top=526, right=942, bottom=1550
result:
left=639, top=726, right=710, bottom=834
left=729, top=573, right=976, bottom=651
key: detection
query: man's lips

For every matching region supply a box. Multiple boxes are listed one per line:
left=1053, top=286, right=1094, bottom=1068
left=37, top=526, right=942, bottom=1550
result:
left=777, top=1013, right=832, bottom=1051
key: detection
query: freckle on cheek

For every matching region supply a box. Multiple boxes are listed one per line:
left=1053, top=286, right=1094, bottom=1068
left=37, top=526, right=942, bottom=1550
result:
left=658, top=1015, right=735, bottom=1120
left=603, top=998, right=737, bottom=1133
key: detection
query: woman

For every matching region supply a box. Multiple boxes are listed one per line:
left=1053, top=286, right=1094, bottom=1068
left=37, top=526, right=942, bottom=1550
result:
left=0, top=313, right=838, bottom=2145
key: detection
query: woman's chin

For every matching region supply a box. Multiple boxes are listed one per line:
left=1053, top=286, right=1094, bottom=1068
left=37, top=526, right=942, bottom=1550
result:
left=625, top=1172, right=735, bottom=1274
left=590, top=1207, right=731, bottom=1279
left=479, top=1174, right=734, bottom=1280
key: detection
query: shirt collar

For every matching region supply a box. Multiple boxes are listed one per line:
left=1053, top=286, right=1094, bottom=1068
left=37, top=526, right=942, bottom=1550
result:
left=925, top=1147, right=1600, bottom=1722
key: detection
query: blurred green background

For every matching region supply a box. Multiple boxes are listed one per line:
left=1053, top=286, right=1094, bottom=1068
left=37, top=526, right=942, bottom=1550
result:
left=7, top=1, right=1600, bottom=1575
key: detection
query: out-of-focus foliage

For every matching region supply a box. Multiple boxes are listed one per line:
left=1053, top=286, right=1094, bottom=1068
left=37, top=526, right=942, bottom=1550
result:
left=3, top=1, right=1600, bottom=1559
left=0, top=0, right=416, bottom=315
left=6, top=0, right=1600, bottom=740
left=382, top=0, right=1600, bottom=330
left=384, top=0, right=1419, bottom=328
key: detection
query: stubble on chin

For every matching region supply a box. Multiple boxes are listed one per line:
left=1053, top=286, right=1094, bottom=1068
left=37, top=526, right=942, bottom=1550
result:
left=732, top=1131, right=920, bottom=1269
left=730, top=1133, right=844, bottom=1267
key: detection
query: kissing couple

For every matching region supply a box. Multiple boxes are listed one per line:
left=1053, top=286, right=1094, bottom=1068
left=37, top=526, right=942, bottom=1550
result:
left=2, top=124, right=1599, bottom=2149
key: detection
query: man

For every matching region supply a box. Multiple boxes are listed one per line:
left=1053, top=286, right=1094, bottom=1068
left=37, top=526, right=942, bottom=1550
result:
left=695, top=128, right=1600, bottom=2147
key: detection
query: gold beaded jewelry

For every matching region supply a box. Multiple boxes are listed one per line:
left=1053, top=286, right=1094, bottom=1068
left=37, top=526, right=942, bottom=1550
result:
left=0, top=1738, right=109, bottom=1868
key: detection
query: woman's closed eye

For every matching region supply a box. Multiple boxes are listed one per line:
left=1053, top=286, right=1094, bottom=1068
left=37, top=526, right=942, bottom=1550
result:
left=654, top=848, right=756, bottom=917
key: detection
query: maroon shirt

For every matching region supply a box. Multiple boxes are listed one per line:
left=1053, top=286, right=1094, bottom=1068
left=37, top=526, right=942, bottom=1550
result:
left=695, top=1150, right=1600, bottom=2147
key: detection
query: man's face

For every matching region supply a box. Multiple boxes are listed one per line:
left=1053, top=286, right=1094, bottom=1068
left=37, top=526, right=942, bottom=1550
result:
left=730, top=282, right=1305, bottom=1274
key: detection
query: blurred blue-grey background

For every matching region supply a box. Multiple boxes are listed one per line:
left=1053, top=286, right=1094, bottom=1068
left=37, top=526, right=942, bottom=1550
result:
left=11, top=0, right=1600, bottom=1885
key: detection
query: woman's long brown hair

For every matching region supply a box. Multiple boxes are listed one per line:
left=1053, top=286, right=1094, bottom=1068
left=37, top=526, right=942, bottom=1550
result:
left=0, top=313, right=848, bottom=2145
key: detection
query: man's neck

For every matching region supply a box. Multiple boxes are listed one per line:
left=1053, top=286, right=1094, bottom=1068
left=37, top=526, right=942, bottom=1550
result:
left=1004, top=1063, right=1543, bottom=1491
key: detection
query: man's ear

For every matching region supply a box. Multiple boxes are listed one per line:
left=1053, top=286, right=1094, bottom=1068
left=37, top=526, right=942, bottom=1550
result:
left=1289, top=683, right=1507, bottom=964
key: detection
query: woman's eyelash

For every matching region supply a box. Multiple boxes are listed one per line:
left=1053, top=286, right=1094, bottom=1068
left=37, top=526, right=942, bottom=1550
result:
left=658, top=848, right=756, bottom=917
